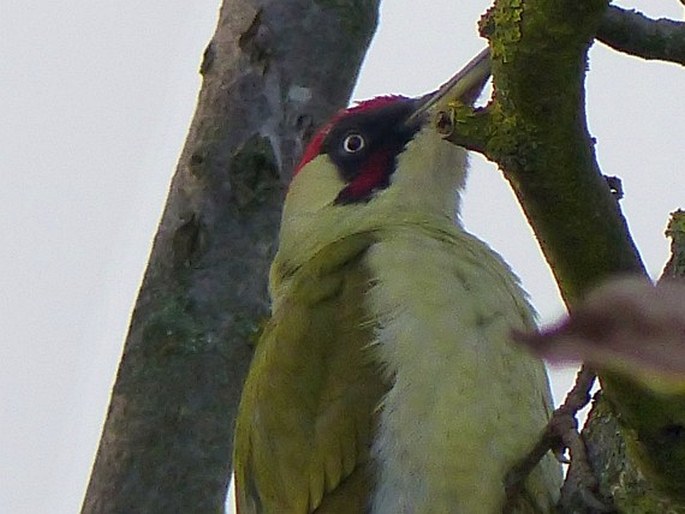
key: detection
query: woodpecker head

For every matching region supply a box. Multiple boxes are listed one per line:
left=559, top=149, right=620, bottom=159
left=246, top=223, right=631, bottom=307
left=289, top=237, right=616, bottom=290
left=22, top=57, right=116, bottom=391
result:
left=275, top=50, right=491, bottom=275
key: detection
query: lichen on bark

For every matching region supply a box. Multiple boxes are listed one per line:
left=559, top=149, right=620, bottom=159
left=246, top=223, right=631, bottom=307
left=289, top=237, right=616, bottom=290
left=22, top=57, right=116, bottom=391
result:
left=82, top=1, right=381, bottom=512
left=445, top=0, right=685, bottom=509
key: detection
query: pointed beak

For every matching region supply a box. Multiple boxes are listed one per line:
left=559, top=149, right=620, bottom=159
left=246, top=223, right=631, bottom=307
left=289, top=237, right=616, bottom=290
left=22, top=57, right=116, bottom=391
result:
left=406, top=48, right=491, bottom=126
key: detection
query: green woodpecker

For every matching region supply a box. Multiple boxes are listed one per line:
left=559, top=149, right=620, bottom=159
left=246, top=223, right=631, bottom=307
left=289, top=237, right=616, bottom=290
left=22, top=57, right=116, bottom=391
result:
left=234, top=50, right=562, bottom=513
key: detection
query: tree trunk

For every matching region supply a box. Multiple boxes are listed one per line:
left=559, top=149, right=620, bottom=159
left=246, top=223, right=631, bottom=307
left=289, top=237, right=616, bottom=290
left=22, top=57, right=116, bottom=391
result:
left=560, top=210, right=685, bottom=513
left=82, top=1, right=380, bottom=512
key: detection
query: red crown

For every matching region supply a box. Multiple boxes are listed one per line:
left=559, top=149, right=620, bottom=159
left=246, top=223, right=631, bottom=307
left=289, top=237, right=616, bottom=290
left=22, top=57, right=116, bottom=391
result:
left=293, top=95, right=408, bottom=176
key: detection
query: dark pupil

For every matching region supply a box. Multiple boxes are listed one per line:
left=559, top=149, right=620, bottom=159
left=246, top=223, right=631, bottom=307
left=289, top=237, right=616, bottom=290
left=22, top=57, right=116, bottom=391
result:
left=343, top=134, right=364, bottom=153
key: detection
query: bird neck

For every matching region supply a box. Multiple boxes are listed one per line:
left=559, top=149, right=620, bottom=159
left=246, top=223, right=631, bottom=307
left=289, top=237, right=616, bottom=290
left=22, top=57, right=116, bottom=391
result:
left=274, top=127, right=469, bottom=292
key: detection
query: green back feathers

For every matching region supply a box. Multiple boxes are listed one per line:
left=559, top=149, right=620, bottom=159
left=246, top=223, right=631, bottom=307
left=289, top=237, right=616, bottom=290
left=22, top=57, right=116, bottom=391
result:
left=235, top=234, right=388, bottom=513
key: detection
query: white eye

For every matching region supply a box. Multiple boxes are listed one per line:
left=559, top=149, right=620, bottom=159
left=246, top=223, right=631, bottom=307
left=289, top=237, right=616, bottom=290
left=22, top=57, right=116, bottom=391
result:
left=342, top=133, right=365, bottom=154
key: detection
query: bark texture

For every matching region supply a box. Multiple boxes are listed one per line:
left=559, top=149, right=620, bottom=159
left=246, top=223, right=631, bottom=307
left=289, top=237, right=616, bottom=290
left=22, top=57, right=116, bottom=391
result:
left=562, top=212, right=685, bottom=513
left=662, top=210, right=685, bottom=280
left=450, top=0, right=646, bottom=304
left=597, top=6, right=685, bottom=66
left=82, top=1, right=379, bottom=512
left=441, top=0, right=685, bottom=509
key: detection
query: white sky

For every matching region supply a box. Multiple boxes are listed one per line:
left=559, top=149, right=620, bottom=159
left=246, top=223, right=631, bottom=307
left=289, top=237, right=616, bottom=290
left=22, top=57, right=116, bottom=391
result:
left=1, top=1, right=682, bottom=513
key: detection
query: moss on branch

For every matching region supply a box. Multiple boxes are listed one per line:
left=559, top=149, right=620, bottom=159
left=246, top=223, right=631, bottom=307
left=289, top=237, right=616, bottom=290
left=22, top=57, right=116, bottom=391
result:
left=452, top=0, right=645, bottom=303
left=445, top=0, right=685, bottom=505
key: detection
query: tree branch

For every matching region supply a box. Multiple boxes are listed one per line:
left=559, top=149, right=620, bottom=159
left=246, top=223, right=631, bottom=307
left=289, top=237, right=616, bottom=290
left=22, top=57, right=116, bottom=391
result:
left=443, top=0, right=685, bottom=505
left=597, top=6, right=685, bottom=66
left=459, top=0, right=646, bottom=305
left=661, top=210, right=685, bottom=280
left=82, top=1, right=380, bottom=512
left=504, top=367, right=600, bottom=512
left=562, top=210, right=685, bottom=508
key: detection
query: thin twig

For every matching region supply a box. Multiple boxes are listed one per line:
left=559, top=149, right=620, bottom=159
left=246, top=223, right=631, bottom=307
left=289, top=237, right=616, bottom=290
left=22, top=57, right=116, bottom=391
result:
left=597, top=6, right=685, bottom=65
left=504, top=366, right=598, bottom=510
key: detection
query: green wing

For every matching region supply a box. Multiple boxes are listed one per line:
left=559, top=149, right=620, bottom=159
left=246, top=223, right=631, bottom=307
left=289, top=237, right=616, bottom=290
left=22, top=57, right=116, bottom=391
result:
left=234, top=234, right=387, bottom=514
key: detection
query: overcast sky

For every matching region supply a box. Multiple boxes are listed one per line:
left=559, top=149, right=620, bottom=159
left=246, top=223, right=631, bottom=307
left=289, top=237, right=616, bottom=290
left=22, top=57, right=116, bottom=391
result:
left=2, top=1, right=683, bottom=513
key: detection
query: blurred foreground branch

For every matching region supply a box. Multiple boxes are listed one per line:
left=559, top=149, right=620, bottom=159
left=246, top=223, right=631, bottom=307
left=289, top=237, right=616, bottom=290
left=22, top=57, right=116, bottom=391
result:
left=444, top=0, right=685, bottom=508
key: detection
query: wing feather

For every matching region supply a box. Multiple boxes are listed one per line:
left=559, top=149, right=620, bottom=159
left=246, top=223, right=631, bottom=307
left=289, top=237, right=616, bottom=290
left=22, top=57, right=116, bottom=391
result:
left=235, top=234, right=387, bottom=513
